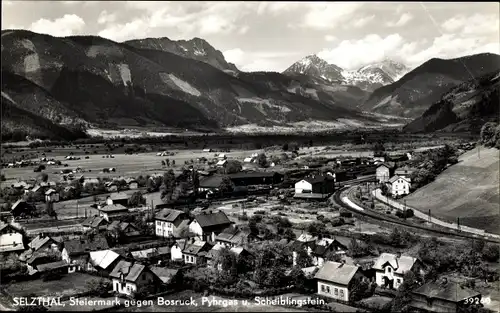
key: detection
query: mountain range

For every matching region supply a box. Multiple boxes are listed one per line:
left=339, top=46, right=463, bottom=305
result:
left=1, top=29, right=499, bottom=141
left=1, top=29, right=390, bottom=141
left=283, top=55, right=409, bottom=92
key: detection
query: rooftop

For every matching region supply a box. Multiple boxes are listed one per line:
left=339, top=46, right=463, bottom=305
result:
left=36, top=260, right=68, bottom=272
left=413, top=279, right=481, bottom=302
left=156, top=209, right=185, bottom=222
left=109, top=260, right=147, bottom=282
left=63, top=235, right=109, bottom=255
left=372, top=253, right=418, bottom=274
left=150, top=266, right=179, bottom=284
left=314, top=261, right=360, bottom=285
left=194, top=211, right=232, bottom=229
left=108, top=192, right=129, bottom=201
left=89, top=250, right=121, bottom=270
left=98, top=204, right=128, bottom=213
left=28, top=235, right=55, bottom=251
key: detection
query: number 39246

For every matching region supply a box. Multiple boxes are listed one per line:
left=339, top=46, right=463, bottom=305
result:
left=463, top=297, right=491, bottom=305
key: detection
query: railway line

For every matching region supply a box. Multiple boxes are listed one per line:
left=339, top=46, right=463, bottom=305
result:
left=331, top=185, right=500, bottom=244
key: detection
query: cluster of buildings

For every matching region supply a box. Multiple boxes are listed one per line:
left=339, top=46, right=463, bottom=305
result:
left=376, top=163, right=416, bottom=197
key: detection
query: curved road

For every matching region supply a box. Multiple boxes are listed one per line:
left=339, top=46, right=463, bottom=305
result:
left=331, top=185, right=500, bottom=244
left=372, top=188, right=500, bottom=239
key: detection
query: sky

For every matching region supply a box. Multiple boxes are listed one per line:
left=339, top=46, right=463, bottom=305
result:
left=2, top=1, right=499, bottom=72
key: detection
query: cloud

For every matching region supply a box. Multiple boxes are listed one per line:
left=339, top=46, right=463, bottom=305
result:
left=301, top=2, right=364, bottom=30
left=98, top=19, right=149, bottom=42
left=442, top=14, right=499, bottom=36
left=386, top=13, right=413, bottom=27
left=238, top=25, right=250, bottom=35
left=317, top=34, right=413, bottom=69
left=97, top=11, right=117, bottom=25
left=198, top=15, right=235, bottom=35
left=324, top=35, right=337, bottom=42
left=351, top=15, right=375, bottom=28
left=30, top=14, right=85, bottom=37
left=224, top=48, right=302, bottom=72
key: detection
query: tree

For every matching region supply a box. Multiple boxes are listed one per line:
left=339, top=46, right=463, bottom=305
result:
left=161, top=170, right=176, bottom=202
left=307, top=221, right=326, bottom=237
left=282, top=143, right=289, bottom=151
left=480, top=122, right=497, bottom=147
left=283, top=228, right=296, bottom=241
left=128, top=192, right=146, bottom=207
left=86, top=278, right=111, bottom=296
left=391, top=271, right=420, bottom=312
left=256, top=153, right=268, bottom=168
left=289, top=266, right=307, bottom=290
left=349, top=276, right=371, bottom=303
left=218, top=176, right=233, bottom=194
left=482, top=243, right=500, bottom=262
left=295, top=249, right=313, bottom=268
left=373, top=141, right=386, bottom=157
left=225, top=160, right=242, bottom=174
left=41, top=173, right=49, bottom=182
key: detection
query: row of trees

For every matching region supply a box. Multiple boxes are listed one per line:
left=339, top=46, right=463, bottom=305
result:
left=480, top=121, right=500, bottom=149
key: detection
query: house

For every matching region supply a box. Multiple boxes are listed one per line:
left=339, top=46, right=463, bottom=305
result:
left=10, top=200, right=36, bottom=218
left=44, top=189, right=60, bottom=203
left=0, top=223, right=25, bottom=255
left=198, top=176, right=226, bottom=193
left=228, top=172, right=284, bottom=187
left=20, top=250, right=60, bottom=273
left=215, top=226, right=252, bottom=248
left=105, top=181, right=118, bottom=192
left=126, top=179, right=139, bottom=190
left=170, top=239, right=188, bottom=262
left=189, top=210, right=233, bottom=242
left=61, top=235, right=110, bottom=272
left=107, top=221, right=141, bottom=239
left=81, top=215, right=109, bottom=231
left=182, top=239, right=212, bottom=265
left=394, top=167, right=416, bottom=180
left=83, top=178, right=100, bottom=187
left=410, top=277, right=482, bottom=313
left=150, top=267, right=180, bottom=286
left=376, top=162, right=396, bottom=183
left=155, top=208, right=189, bottom=238
left=89, top=250, right=122, bottom=274
left=218, top=153, right=227, bottom=160
left=373, top=253, right=423, bottom=290
left=373, top=156, right=385, bottom=164
left=315, top=261, right=365, bottom=302
left=206, top=243, right=252, bottom=270
left=216, top=159, right=227, bottom=168
left=109, top=261, right=156, bottom=296
left=386, top=175, right=412, bottom=197
left=36, top=260, right=69, bottom=274
left=294, top=174, right=335, bottom=200
left=98, top=204, right=129, bottom=222
left=129, top=246, right=171, bottom=263
left=292, top=235, right=352, bottom=267
left=106, top=192, right=129, bottom=206
left=203, top=148, right=213, bottom=153
left=28, top=234, right=57, bottom=252
left=243, top=157, right=254, bottom=163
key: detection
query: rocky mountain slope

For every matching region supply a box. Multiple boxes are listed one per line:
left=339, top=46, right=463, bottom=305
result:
left=404, top=70, right=500, bottom=133
left=125, top=37, right=239, bottom=74
left=1, top=30, right=381, bottom=141
left=362, top=53, right=500, bottom=118
left=283, top=56, right=409, bottom=92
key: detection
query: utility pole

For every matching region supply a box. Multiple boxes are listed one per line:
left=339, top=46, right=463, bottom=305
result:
left=457, top=217, right=461, bottom=232
left=428, top=209, right=431, bottom=223
left=478, top=146, right=480, bottom=159
left=76, top=199, right=79, bottom=218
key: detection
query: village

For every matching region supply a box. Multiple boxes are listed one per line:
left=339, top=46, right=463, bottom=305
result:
left=0, top=141, right=498, bottom=312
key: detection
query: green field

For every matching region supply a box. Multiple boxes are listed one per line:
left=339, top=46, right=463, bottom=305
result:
left=404, top=146, right=500, bottom=234
left=5, top=273, right=96, bottom=298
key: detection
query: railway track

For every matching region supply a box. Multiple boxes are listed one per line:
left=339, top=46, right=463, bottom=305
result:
left=331, top=185, right=500, bottom=244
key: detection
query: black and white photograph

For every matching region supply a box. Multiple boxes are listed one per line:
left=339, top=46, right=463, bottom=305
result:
left=0, top=1, right=499, bottom=312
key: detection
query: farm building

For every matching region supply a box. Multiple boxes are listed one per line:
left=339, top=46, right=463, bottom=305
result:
left=129, top=246, right=171, bottom=263
left=189, top=210, right=232, bottom=242
left=61, top=234, right=110, bottom=272
left=294, top=174, right=335, bottom=200
left=227, top=172, right=284, bottom=187
left=126, top=178, right=139, bottom=190
left=410, top=277, right=481, bottom=313
left=110, top=261, right=157, bottom=296
left=98, top=204, right=129, bottom=222
left=215, top=226, right=253, bottom=248
left=198, top=176, right=227, bottom=193
left=107, top=221, right=141, bottom=239
left=376, top=162, right=396, bottom=183
left=28, top=234, right=58, bottom=252
left=45, top=188, right=60, bottom=203
left=315, top=261, right=365, bottom=302
left=373, top=253, right=423, bottom=290
left=0, top=223, right=25, bottom=255
left=105, top=181, right=118, bottom=192
left=216, top=159, right=227, bottom=168
left=395, top=167, right=417, bottom=180
left=89, top=249, right=122, bottom=275
left=155, top=209, right=189, bottom=238
left=182, top=239, right=212, bottom=265
left=82, top=216, right=109, bottom=231
left=106, top=192, right=130, bottom=206
left=386, top=175, right=412, bottom=197
left=10, top=200, right=37, bottom=218
left=36, top=260, right=69, bottom=274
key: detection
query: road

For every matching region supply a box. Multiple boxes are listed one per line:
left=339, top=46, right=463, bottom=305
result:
left=331, top=186, right=500, bottom=244
left=372, top=188, right=500, bottom=239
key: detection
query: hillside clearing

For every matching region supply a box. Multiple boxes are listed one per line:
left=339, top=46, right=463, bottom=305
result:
left=404, top=146, right=500, bottom=234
